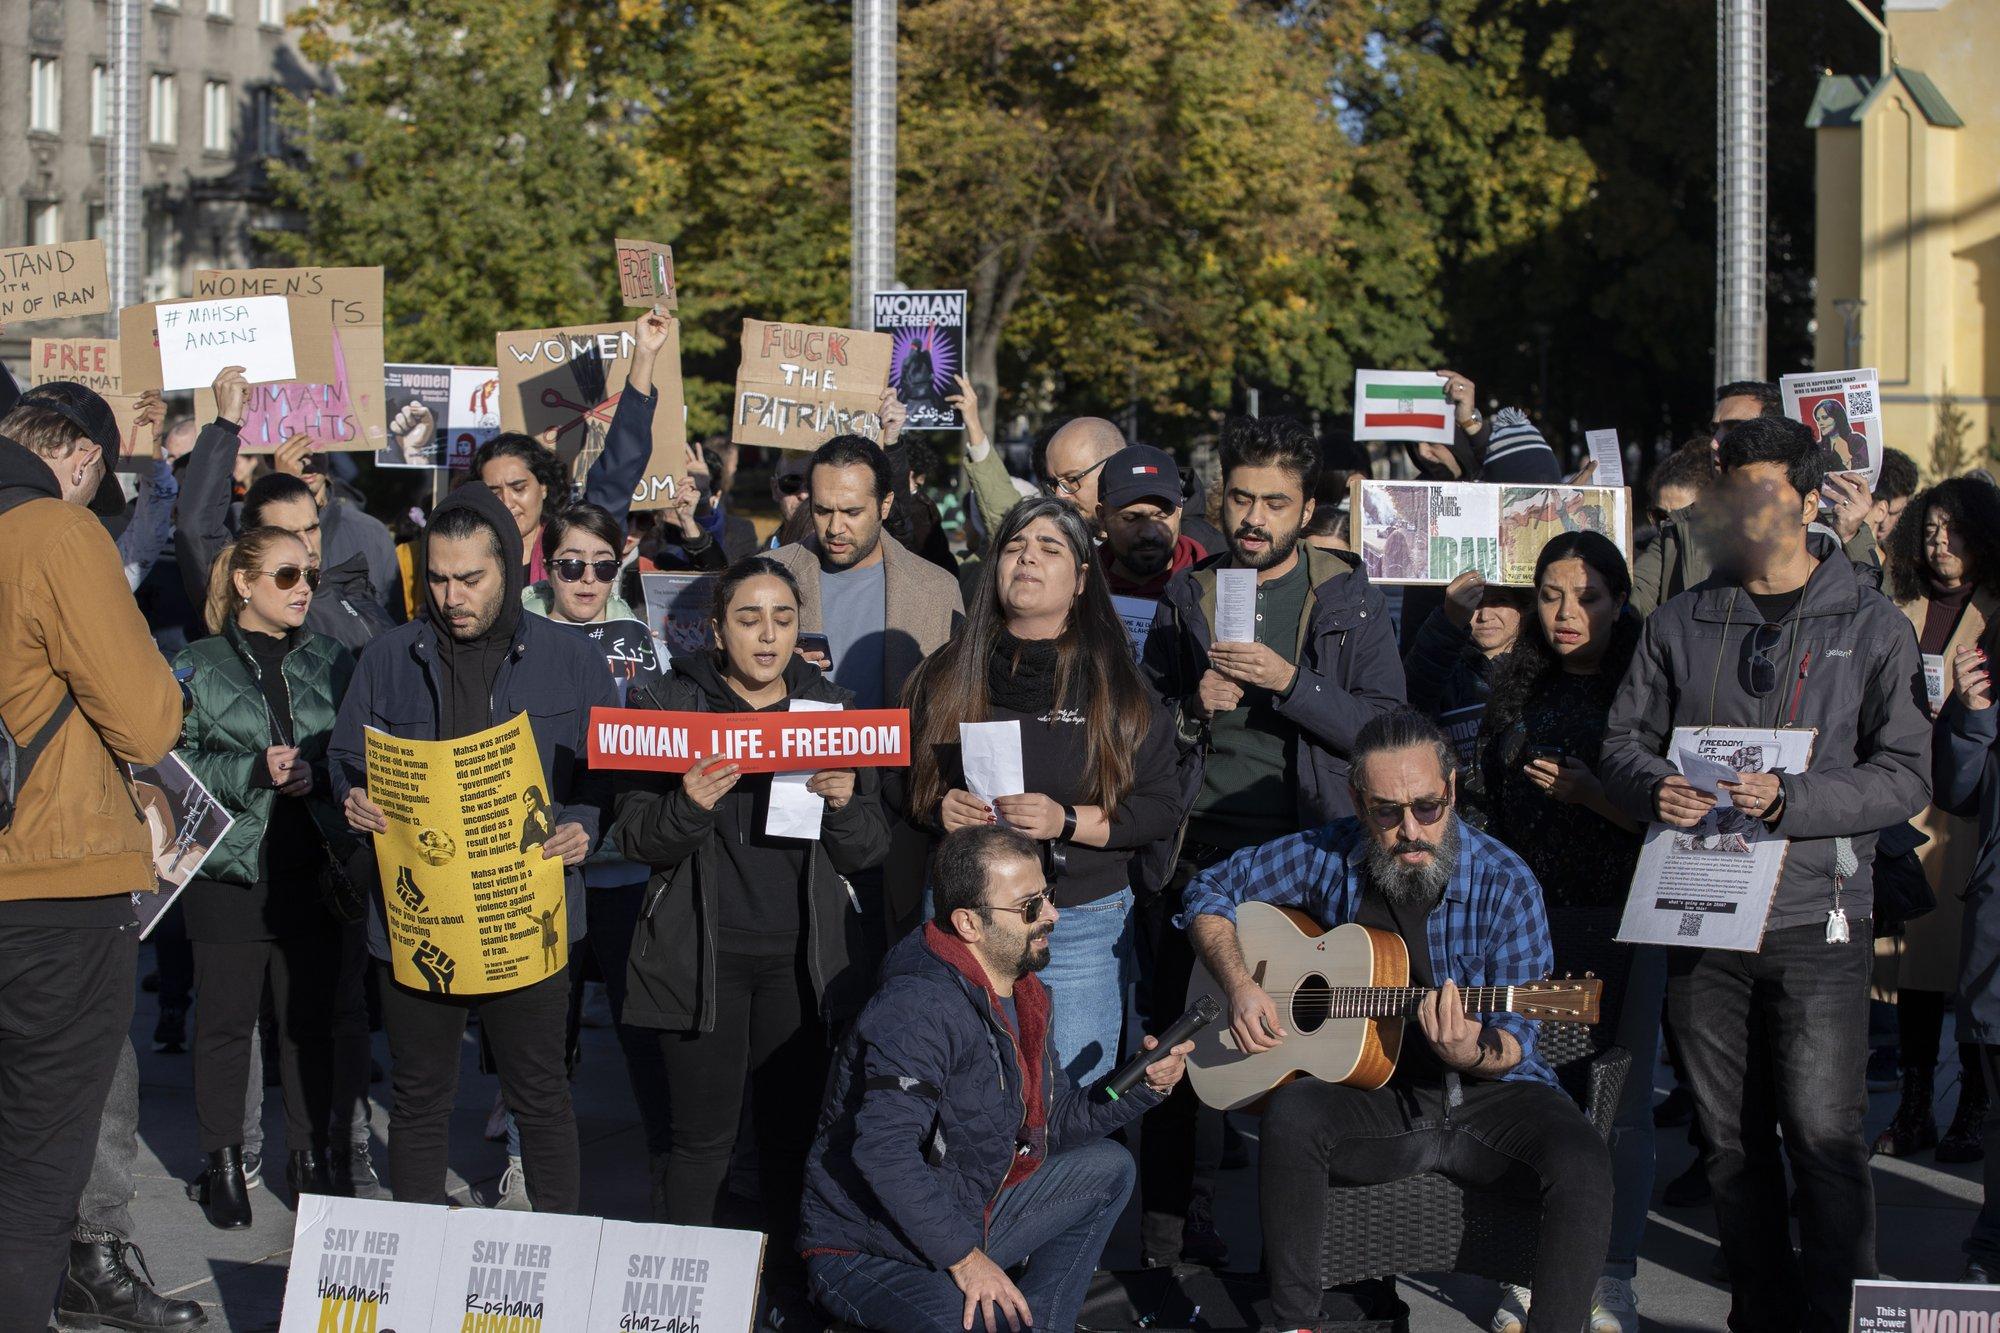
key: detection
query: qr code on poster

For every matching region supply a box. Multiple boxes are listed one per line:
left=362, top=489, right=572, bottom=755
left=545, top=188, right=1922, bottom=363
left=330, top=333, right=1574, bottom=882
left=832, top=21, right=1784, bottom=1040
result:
left=1678, top=912, right=1703, bottom=938
left=1847, top=386, right=1876, bottom=418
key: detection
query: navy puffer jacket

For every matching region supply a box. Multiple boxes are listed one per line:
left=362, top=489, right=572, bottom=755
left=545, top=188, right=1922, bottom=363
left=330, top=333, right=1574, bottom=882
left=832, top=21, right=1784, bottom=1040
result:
left=798, top=923, right=1155, bottom=1269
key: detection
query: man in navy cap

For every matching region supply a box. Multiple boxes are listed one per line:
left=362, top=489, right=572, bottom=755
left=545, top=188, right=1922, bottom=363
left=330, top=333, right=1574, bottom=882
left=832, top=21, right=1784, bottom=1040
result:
left=1095, top=444, right=1211, bottom=598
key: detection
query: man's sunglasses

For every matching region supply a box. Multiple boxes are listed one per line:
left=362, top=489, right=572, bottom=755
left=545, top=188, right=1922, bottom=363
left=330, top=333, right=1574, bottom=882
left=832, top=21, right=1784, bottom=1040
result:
left=553, top=558, right=620, bottom=584
left=775, top=473, right=808, bottom=496
left=258, top=565, right=320, bottom=592
left=981, top=886, right=1057, bottom=923
left=1045, top=456, right=1110, bottom=498
left=1747, top=621, right=1785, bottom=697
left=1359, top=796, right=1451, bottom=830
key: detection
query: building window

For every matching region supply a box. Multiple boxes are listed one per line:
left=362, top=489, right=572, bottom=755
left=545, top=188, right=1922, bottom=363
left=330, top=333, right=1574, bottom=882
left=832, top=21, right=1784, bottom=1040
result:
left=87, top=205, right=108, bottom=241
left=148, top=73, right=177, bottom=145
left=91, top=64, right=110, bottom=138
left=251, top=86, right=283, bottom=155
left=144, top=214, right=180, bottom=301
left=202, top=80, right=231, bottom=152
left=29, top=57, right=60, bottom=134
left=30, top=203, right=63, bottom=247
left=207, top=0, right=230, bottom=16
left=259, top=0, right=282, bottom=25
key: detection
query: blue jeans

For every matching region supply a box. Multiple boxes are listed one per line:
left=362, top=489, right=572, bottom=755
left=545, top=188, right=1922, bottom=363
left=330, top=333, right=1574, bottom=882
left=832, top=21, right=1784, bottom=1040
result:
left=806, top=1139, right=1135, bottom=1332
left=1039, top=888, right=1133, bottom=1087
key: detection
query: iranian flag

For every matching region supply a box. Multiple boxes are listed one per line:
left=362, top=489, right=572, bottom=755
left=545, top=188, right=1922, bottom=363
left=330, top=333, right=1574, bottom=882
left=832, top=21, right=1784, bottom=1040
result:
left=1353, top=370, right=1455, bottom=444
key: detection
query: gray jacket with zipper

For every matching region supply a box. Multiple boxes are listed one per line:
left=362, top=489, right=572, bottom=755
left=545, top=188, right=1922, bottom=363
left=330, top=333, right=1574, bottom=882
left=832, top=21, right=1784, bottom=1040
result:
left=1600, top=534, right=1932, bottom=933
left=611, top=666, right=892, bottom=1033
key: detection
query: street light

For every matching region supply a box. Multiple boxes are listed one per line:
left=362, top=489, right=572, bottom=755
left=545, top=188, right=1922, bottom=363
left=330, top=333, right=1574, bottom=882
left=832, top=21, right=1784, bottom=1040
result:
left=850, top=0, right=896, bottom=329
left=1715, top=0, right=1767, bottom=385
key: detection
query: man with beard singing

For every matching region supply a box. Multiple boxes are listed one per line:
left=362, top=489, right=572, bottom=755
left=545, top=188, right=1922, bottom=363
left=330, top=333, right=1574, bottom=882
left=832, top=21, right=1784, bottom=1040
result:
left=1183, top=710, right=1611, bottom=1333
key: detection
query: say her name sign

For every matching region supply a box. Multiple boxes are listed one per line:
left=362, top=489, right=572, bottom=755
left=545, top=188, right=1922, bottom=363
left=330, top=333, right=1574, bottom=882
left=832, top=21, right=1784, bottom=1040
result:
left=589, top=707, right=911, bottom=775
left=0, top=240, right=109, bottom=321
left=732, top=319, right=891, bottom=449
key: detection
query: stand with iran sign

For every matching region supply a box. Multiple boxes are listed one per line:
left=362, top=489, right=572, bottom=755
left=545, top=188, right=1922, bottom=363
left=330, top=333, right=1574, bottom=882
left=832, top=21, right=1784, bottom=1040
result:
left=589, top=707, right=911, bottom=775
left=1352, top=369, right=1457, bottom=446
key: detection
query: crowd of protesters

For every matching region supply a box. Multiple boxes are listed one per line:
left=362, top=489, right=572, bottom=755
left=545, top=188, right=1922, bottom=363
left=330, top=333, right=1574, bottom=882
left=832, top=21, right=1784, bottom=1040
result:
left=1, top=306, right=1994, bottom=1333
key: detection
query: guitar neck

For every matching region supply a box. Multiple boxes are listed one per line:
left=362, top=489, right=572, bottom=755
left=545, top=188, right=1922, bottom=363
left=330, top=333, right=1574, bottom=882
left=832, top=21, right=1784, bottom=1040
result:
left=1319, top=986, right=1521, bottom=1020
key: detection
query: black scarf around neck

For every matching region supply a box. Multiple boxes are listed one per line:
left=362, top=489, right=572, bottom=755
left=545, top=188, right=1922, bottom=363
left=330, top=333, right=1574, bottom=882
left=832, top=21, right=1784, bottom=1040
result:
left=987, top=631, right=1066, bottom=714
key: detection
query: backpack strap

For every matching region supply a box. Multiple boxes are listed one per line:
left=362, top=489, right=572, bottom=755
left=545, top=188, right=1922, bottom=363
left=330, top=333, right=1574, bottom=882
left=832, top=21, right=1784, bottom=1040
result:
left=16, top=695, right=78, bottom=789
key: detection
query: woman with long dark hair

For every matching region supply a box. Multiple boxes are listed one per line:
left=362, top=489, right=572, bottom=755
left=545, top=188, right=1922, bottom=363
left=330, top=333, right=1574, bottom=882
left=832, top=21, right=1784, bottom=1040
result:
left=612, top=555, right=890, bottom=1315
left=1811, top=399, right=1864, bottom=471
left=471, top=434, right=572, bottom=585
left=903, top=496, right=1182, bottom=1084
left=177, top=526, right=356, bottom=1228
left=1476, top=530, right=1655, bottom=1331
left=1873, top=477, right=2000, bottom=1160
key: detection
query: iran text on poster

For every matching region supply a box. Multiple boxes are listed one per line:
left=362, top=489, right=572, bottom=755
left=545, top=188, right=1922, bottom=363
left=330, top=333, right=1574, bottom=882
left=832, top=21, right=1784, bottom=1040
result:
left=872, top=289, right=966, bottom=432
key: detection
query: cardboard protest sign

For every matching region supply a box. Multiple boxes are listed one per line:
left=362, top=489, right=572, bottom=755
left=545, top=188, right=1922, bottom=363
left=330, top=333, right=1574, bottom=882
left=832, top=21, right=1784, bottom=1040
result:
left=1350, top=477, right=1630, bottom=587
left=155, top=295, right=299, bottom=390
left=732, top=319, right=892, bottom=449
left=1781, top=367, right=1881, bottom=486
left=0, top=240, right=109, bottom=321
left=496, top=321, right=687, bottom=512
left=27, top=337, right=152, bottom=462
left=364, top=713, right=568, bottom=996
left=640, top=571, right=717, bottom=661
left=588, top=706, right=912, bottom=776
left=1352, top=369, right=1456, bottom=446
left=193, top=267, right=388, bottom=453
left=585, top=1219, right=765, bottom=1333
left=375, top=364, right=500, bottom=470
left=278, top=1195, right=451, bottom=1333
left=127, top=756, right=235, bottom=941
left=615, top=237, right=677, bottom=310
left=873, top=289, right=966, bottom=431
left=427, top=1208, right=604, bottom=1333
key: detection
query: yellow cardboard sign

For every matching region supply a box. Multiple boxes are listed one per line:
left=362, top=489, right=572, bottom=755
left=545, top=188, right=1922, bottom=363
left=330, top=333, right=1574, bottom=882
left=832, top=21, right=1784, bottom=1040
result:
left=364, top=713, right=567, bottom=995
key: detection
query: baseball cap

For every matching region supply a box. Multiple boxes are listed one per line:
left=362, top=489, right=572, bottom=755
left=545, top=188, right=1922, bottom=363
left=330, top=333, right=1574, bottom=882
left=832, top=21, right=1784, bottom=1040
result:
left=1098, top=444, right=1181, bottom=512
left=18, top=381, right=121, bottom=472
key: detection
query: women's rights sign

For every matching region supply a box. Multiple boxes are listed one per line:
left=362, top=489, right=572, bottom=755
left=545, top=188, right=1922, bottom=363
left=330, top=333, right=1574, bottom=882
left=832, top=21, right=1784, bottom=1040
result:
left=587, top=707, right=911, bottom=775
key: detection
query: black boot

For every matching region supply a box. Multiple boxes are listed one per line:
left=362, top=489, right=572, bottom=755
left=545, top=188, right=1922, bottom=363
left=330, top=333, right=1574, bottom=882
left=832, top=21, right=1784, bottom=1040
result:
left=189, top=1147, right=252, bottom=1230
left=59, top=1237, right=208, bottom=1331
left=1939, top=1081, right=1990, bottom=1164
left=287, top=1148, right=331, bottom=1199
left=329, top=1144, right=384, bottom=1199
left=1872, top=1069, right=1939, bottom=1158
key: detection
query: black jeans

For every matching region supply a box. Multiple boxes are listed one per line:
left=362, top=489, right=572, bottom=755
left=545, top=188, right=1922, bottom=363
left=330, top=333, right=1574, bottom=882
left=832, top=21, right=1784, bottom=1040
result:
left=0, top=919, right=135, bottom=1332
left=193, top=935, right=337, bottom=1153
left=656, top=948, right=826, bottom=1257
left=382, top=966, right=578, bottom=1212
left=585, top=881, right=671, bottom=1159
left=1669, top=922, right=1874, bottom=1332
left=328, top=921, right=375, bottom=1147
left=1134, top=874, right=1224, bottom=1263
left=1897, top=987, right=1986, bottom=1098
left=1259, top=1077, right=1610, bottom=1331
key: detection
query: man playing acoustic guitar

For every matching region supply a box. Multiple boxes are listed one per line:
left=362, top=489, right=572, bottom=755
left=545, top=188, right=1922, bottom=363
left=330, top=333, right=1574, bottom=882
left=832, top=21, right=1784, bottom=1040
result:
left=1183, top=709, right=1611, bottom=1333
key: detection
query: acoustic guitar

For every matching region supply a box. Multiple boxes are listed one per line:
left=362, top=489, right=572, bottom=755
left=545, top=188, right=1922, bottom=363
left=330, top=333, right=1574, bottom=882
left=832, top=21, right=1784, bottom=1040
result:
left=1185, top=902, right=1603, bottom=1112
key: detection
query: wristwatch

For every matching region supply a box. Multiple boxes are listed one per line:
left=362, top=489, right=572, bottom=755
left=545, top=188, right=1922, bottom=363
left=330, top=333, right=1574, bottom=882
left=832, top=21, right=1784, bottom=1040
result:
left=1058, top=805, right=1078, bottom=844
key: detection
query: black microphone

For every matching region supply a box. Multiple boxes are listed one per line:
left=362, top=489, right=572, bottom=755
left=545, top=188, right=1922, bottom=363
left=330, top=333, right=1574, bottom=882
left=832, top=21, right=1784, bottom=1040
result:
left=1104, top=996, right=1222, bottom=1100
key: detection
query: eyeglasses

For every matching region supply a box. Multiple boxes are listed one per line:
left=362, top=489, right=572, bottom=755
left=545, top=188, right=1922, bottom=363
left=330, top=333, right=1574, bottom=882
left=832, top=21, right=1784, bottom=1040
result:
left=259, top=565, right=320, bottom=592
left=1747, top=621, right=1784, bottom=697
left=775, top=473, right=808, bottom=496
left=1045, top=456, right=1110, bottom=498
left=552, top=558, right=620, bottom=584
left=1358, top=795, right=1451, bottom=830
left=980, top=886, right=1057, bottom=923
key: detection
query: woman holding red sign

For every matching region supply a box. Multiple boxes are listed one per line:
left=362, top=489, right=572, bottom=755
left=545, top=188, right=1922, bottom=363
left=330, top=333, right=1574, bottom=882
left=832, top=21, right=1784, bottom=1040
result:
left=610, top=554, right=890, bottom=1319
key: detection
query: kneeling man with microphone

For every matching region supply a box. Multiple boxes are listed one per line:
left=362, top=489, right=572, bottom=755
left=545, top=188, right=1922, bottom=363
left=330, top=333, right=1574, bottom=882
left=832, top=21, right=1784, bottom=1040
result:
left=799, top=825, right=1201, bottom=1332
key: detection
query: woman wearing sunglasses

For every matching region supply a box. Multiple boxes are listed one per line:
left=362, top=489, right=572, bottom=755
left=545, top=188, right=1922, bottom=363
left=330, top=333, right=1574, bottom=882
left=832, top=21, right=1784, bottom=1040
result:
left=524, top=504, right=644, bottom=626
left=1474, top=530, right=1653, bottom=1332
left=903, top=497, right=1182, bottom=1086
left=611, top=555, right=890, bottom=1318
left=1871, top=477, right=2000, bottom=1160
left=175, top=527, right=357, bottom=1228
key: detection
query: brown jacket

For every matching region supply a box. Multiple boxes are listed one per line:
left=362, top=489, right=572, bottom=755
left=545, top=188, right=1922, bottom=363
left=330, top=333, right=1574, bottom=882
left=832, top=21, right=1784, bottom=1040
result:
left=766, top=530, right=965, bottom=708
left=0, top=440, right=183, bottom=900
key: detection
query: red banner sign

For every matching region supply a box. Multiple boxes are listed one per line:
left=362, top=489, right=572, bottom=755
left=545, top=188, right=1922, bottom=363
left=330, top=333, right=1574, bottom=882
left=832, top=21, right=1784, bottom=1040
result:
left=588, top=707, right=912, bottom=775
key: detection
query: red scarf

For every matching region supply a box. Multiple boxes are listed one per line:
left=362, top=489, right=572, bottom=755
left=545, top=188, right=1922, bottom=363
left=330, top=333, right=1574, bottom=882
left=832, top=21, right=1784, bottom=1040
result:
left=923, top=923, right=1051, bottom=1188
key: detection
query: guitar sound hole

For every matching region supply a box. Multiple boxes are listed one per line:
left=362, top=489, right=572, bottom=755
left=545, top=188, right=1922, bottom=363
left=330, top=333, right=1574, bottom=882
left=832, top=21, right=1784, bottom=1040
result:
left=1290, top=973, right=1331, bottom=1034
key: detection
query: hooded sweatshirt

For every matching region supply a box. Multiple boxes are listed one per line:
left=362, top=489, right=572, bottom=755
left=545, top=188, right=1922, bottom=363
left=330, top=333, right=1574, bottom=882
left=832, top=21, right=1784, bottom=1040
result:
left=422, top=483, right=526, bottom=739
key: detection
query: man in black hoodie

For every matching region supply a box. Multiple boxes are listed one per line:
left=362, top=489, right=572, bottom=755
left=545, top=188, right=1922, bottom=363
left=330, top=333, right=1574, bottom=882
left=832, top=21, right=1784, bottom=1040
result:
left=328, top=482, right=619, bottom=1213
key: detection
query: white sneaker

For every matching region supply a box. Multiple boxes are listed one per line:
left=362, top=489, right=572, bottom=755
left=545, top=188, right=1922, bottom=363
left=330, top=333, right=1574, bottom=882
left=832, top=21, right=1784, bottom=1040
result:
left=1590, top=1276, right=1638, bottom=1333
left=1490, top=1283, right=1531, bottom=1333
left=495, top=1157, right=531, bottom=1211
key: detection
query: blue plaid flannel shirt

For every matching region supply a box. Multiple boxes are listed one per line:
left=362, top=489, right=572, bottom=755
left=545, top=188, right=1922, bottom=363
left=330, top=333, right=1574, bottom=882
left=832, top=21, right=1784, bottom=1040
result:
left=1179, top=818, right=1559, bottom=1088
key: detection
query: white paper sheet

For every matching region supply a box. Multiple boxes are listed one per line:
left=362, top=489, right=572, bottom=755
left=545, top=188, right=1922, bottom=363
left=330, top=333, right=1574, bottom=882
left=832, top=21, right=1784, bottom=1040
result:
left=766, top=699, right=841, bottom=841
left=155, top=295, right=297, bottom=390
left=960, top=721, right=1024, bottom=821
left=1585, top=429, right=1625, bottom=487
left=1213, top=568, right=1258, bottom=644
left=1112, top=595, right=1158, bottom=661
left=1674, top=745, right=1742, bottom=796
left=1924, top=653, right=1947, bottom=714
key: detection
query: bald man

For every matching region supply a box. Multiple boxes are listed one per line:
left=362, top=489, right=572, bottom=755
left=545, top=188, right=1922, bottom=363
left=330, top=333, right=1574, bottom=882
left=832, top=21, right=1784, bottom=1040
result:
left=1041, top=417, right=1127, bottom=520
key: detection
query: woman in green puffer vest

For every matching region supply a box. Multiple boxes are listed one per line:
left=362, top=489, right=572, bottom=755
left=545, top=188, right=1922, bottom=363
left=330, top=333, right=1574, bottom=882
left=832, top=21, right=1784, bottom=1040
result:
left=175, top=525, right=356, bottom=1231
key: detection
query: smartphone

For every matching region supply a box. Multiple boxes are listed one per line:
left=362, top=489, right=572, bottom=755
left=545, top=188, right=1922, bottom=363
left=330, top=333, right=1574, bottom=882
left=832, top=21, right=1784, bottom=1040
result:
left=797, top=633, right=834, bottom=670
left=1527, top=744, right=1566, bottom=763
